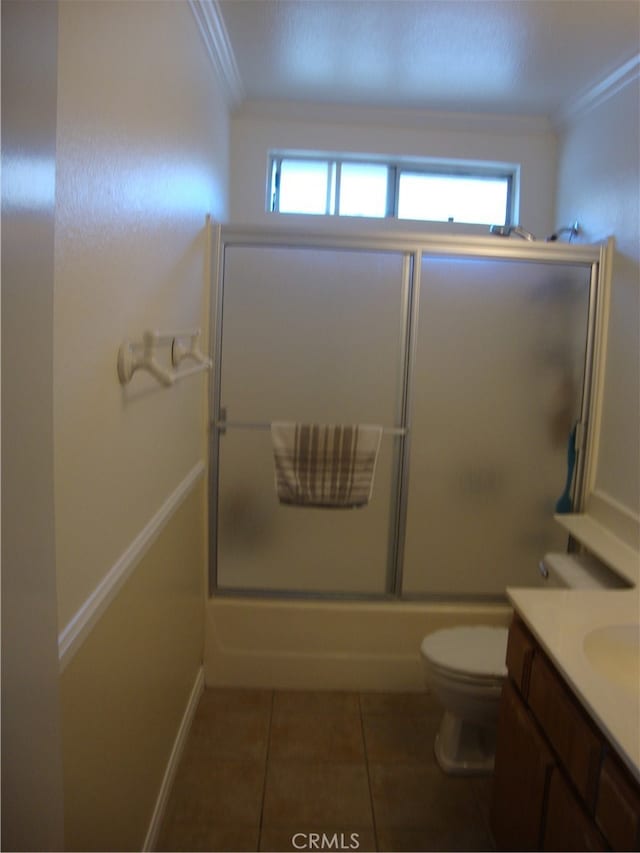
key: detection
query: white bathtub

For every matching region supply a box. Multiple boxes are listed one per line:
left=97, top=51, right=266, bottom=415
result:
left=205, top=597, right=511, bottom=691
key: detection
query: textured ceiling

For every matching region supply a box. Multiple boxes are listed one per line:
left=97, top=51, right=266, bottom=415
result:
left=218, top=0, right=640, bottom=116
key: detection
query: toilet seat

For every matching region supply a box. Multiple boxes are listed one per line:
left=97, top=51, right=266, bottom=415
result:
left=425, top=659, right=504, bottom=688
left=420, top=626, right=508, bottom=680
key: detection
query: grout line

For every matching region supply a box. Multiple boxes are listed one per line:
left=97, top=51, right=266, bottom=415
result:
left=358, top=692, right=380, bottom=853
left=257, top=690, right=275, bottom=852
left=470, top=776, right=497, bottom=850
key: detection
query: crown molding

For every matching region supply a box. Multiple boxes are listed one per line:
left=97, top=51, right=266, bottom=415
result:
left=189, top=0, right=244, bottom=108
left=554, top=53, right=640, bottom=129
left=233, top=99, right=554, bottom=136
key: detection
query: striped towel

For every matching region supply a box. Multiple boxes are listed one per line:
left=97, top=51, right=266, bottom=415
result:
left=271, top=423, right=383, bottom=508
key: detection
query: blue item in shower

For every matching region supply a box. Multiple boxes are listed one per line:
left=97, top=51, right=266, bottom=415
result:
left=555, top=423, right=577, bottom=514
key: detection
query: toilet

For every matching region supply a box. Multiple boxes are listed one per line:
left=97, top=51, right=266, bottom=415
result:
left=420, top=551, right=627, bottom=776
left=420, top=626, right=508, bottom=775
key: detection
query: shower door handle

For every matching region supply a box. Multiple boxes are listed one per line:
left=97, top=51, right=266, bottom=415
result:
left=215, top=406, right=227, bottom=435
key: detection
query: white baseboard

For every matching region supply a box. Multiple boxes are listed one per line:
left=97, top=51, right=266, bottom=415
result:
left=143, top=666, right=204, bottom=852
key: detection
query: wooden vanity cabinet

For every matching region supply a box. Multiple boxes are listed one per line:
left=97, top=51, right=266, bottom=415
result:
left=596, top=753, right=640, bottom=850
left=543, top=768, right=607, bottom=852
left=490, top=681, right=554, bottom=850
left=491, top=615, right=640, bottom=852
left=528, top=651, right=603, bottom=807
left=504, top=615, right=536, bottom=696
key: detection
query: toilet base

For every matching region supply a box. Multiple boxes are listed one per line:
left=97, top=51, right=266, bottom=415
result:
left=434, top=711, right=497, bottom=776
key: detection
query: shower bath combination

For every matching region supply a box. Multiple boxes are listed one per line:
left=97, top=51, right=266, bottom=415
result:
left=209, top=225, right=602, bottom=604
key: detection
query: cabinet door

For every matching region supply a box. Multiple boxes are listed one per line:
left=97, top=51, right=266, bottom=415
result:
left=529, top=651, right=603, bottom=807
left=544, top=768, right=607, bottom=851
left=596, top=753, right=640, bottom=851
left=491, top=681, right=555, bottom=851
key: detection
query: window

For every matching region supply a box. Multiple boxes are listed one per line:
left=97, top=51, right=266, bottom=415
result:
left=397, top=173, right=510, bottom=226
left=269, top=153, right=515, bottom=226
left=277, top=159, right=330, bottom=215
left=339, top=162, right=388, bottom=218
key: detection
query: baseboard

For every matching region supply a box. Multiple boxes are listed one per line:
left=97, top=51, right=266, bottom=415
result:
left=143, top=666, right=204, bottom=852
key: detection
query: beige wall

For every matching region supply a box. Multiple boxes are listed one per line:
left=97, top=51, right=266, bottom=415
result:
left=61, top=486, right=205, bottom=852
left=52, top=1, right=229, bottom=848
left=229, top=101, right=558, bottom=239
left=54, top=0, right=228, bottom=630
left=1, top=2, right=66, bottom=849
left=555, top=77, right=640, bottom=522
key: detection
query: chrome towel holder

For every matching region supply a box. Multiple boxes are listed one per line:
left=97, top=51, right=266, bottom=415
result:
left=117, top=329, right=212, bottom=387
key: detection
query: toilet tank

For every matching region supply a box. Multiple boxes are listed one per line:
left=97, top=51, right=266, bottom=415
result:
left=539, top=552, right=630, bottom=589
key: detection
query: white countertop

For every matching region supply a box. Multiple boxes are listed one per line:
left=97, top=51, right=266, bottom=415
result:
left=507, top=586, right=640, bottom=782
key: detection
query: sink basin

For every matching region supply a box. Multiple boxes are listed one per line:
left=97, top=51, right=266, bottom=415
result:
left=583, top=624, right=640, bottom=695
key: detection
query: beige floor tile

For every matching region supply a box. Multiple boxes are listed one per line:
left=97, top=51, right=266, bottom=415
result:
left=263, top=761, right=373, bottom=827
left=260, top=826, right=376, bottom=852
left=159, top=689, right=494, bottom=853
left=156, top=821, right=259, bottom=852
left=376, top=824, right=493, bottom=852
left=369, top=763, right=485, bottom=831
left=196, top=687, right=273, bottom=716
left=164, top=758, right=266, bottom=825
left=274, top=691, right=360, bottom=716
left=359, top=692, right=440, bottom=716
left=362, top=714, right=437, bottom=764
left=471, top=776, right=496, bottom=843
left=269, top=712, right=365, bottom=763
left=188, top=708, right=271, bottom=761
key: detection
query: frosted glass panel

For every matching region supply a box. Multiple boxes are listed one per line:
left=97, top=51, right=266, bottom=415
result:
left=279, top=160, right=329, bottom=214
left=220, top=247, right=406, bottom=424
left=217, top=430, right=396, bottom=593
left=217, top=245, right=407, bottom=594
left=339, top=163, right=388, bottom=218
left=402, top=257, right=591, bottom=596
left=398, top=173, right=509, bottom=225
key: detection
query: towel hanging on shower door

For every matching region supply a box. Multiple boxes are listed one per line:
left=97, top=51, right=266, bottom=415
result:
left=270, top=423, right=383, bottom=508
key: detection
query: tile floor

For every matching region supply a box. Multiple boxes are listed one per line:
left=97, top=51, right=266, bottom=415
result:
left=156, top=689, right=495, bottom=852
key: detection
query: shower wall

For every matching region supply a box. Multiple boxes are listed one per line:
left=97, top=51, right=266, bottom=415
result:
left=211, top=231, right=596, bottom=600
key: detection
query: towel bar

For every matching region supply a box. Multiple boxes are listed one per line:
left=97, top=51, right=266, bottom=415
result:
left=214, top=420, right=407, bottom=436
left=117, top=328, right=212, bottom=387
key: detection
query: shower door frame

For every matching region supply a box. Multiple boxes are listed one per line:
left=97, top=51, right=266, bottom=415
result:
left=208, top=225, right=606, bottom=600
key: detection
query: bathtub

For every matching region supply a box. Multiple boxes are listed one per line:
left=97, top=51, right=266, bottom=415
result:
left=205, top=597, right=511, bottom=691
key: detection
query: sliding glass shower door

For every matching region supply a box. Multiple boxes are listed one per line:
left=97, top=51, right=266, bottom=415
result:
left=215, top=245, right=409, bottom=594
left=401, top=256, right=592, bottom=596
left=211, top=231, right=598, bottom=600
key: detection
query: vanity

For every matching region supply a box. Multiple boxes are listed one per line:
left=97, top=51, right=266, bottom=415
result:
left=490, top=515, right=640, bottom=851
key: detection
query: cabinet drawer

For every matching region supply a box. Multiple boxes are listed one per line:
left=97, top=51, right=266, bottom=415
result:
left=543, top=768, right=607, bottom=852
left=505, top=616, right=536, bottom=697
left=596, top=753, right=640, bottom=851
left=529, top=652, right=603, bottom=807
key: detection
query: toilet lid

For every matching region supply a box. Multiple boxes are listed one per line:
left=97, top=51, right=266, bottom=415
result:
left=420, top=626, right=508, bottom=679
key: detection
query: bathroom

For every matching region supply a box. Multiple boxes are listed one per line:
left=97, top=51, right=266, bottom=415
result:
left=2, top=1, right=639, bottom=851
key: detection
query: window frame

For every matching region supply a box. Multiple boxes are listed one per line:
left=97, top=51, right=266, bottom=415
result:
left=268, top=152, right=516, bottom=226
